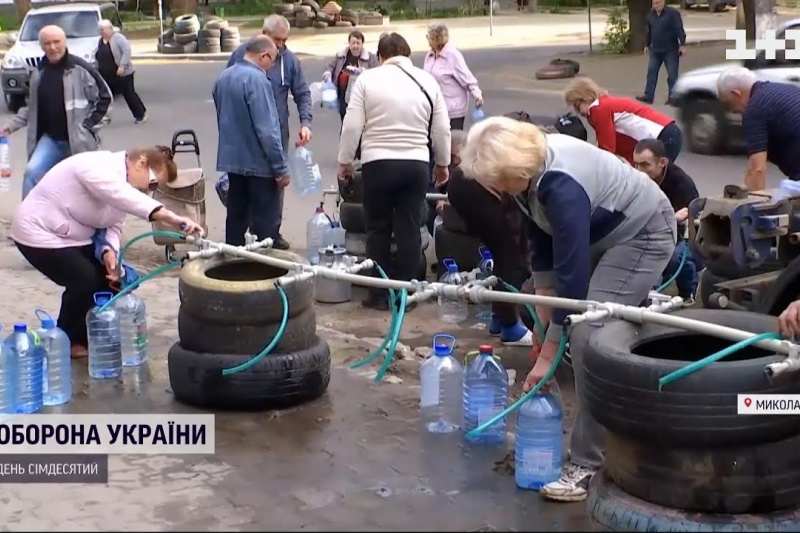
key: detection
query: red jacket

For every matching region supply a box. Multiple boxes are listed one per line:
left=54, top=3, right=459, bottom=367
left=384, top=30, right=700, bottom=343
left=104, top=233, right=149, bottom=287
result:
left=587, top=95, right=674, bottom=164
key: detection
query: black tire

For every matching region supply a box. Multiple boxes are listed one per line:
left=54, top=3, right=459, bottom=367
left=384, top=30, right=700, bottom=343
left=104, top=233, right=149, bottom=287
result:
left=338, top=167, right=363, bottom=203
left=698, top=268, right=727, bottom=308
left=5, top=94, right=24, bottom=113
left=434, top=226, right=482, bottom=275
left=301, top=0, right=321, bottom=11
left=606, top=431, right=800, bottom=514
left=758, top=254, right=800, bottom=315
left=340, top=7, right=357, bottom=18
left=585, top=309, right=800, bottom=447
left=178, top=250, right=314, bottom=326
left=680, top=0, right=690, bottom=8
left=416, top=251, right=428, bottom=281
left=198, top=28, right=221, bottom=39
left=588, top=469, right=800, bottom=533
left=704, top=255, right=782, bottom=279
left=441, top=203, right=469, bottom=234
left=178, top=305, right=317, bottom=355
left=339, top=202, right=365, bottom=233
left=174, top=14, right=200, bottom=33
left=174, top=31, right=198, bottom=44
left=204, top=18, right=228, bottom=30
left=682, top=98, right=729, bottom=155
left=168, top=337, right=331, bottom=410
left=344, top=228, right=429, bottom=257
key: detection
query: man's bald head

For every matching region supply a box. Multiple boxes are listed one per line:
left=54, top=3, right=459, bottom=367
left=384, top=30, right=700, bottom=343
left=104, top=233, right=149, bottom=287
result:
left=39, top=25, right=67, bottom=63
left=244, top=34, right=277, bottom=71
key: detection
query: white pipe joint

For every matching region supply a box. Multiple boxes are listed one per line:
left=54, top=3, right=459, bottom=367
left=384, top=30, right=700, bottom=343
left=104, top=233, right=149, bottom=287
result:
left=766, top=342, right=800, bottom=380
left=426, top=193, right=448, bottom=202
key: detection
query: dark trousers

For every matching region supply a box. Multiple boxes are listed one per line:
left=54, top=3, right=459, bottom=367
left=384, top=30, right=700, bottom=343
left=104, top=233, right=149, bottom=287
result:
left=15, top=242, right=112, bottom=347
left=226, top=173, right=282, bottom=246
left=658, top=122, right=683, bottom=163
left=447, top=173, right=530, bottom=326
left=105, top=73, right=146, bottom=120
left=450, top=117, right=465, bottom=130
left=362, top=159, right=428, bottom=297
left=662, top=239, right=704, bottom=298
left=644, top=49, right=679, bottom=102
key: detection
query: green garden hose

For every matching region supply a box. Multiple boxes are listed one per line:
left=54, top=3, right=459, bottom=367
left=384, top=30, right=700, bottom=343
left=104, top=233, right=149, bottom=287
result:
left=348, top=265, right=399, bottom=374
left=656, top=245, right=688, bottom=293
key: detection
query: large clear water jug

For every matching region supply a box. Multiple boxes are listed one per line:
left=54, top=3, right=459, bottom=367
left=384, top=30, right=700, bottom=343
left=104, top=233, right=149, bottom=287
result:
left=515, top=391, right=564, bottom=490
left=325, top=220, right=346, bottom=248
left=34, top=310, right=71, bottom=406
left=0, top=136, right=10, bottom=192
left=438, top=258, right=468, bottom=323
left=306, top=204, right=332, bottom=265
left=114, top=292, right=148, bottom=367
left=87, top=292, right=122, bottom=379
left=289, top=144, right=323, bottom=197
left=6, top=323, right=43, bottom=414
left=475, top=245, right=494, bottom=322
left=419, top=333, right=463, bottom=433
left=463, top=345, right=508, bottom=444
left=321, top=80, right=338, bottom=111
left=0, top=324, right=15, bottom=417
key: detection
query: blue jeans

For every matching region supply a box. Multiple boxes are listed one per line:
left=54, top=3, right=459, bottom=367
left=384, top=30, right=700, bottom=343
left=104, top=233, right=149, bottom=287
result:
left=644, top=49, right=680, bottom=102
left=22, top=134, right=71, bottom=199
left=662, top=240, right=703, bottom=298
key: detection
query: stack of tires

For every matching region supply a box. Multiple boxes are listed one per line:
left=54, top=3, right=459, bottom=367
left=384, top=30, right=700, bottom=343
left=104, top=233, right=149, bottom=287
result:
left=168, top=250, right=331, bottom=411
left=337, top=165, right=430, bottom=281
left=274, top=0, right=336, bottom=29
left=585, top=309, right=800, bottom=531
left=163, top=14, right=201, bottom=54
left=198, top=18, right=240, bottom=54
left=158, top=15, right=239, bottom=54
left=434, top=204, right=483, bottom=275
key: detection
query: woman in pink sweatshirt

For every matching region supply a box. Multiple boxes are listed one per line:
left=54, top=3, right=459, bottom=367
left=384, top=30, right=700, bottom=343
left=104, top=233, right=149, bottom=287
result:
left=11, top=146, right=203, bottom=359
left=423, top=23, right=484, bottom=130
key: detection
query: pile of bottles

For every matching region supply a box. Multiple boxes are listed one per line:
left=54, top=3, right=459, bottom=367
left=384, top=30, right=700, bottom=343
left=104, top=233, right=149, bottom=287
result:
left=0, top=291, right=151, bottom=415
left=306, top=203, right=345, bottom=265
left=437, top=248, right=495, bottom=324
left=419, top=334, right=563, bottom=491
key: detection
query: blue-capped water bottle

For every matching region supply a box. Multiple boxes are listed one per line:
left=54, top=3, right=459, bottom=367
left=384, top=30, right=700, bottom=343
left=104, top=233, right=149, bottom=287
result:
left=0, top=324, right=15, bottom=417
left=5, top=323, right=43, bottom=414
left=438, top=258, right=468, bottom=323
left=419, top=334, right=463, bottom=433
left=515, top=391, right=564, bottom=490
left=475, top=245, right=494, bottom=323
left=115, top=291, right=148, bottom=367
left=463, top=344, right=508, bottom=444
left=34, top=309, right=71, bottom=406
left=87, top=292, right=122, bottom=379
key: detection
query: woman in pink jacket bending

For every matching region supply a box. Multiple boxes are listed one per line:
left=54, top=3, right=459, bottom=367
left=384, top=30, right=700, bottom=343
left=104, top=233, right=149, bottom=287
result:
left=423, top=22, right=484, bottom=130
left=11, top=146, right=203, bottom=359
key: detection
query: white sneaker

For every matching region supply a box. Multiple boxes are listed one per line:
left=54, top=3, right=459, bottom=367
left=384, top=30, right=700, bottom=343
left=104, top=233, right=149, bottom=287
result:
left=540, top=463, right=595, bottom=502
left=501, top=328, right=534, bottom=347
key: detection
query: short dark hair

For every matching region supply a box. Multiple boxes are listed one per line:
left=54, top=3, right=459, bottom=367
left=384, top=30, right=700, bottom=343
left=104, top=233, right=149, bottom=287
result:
left=634, top=138, right=667, bottom=159
left=377, top=32, right=411, bottom=61
left=348, top=30, right=365, bottom=43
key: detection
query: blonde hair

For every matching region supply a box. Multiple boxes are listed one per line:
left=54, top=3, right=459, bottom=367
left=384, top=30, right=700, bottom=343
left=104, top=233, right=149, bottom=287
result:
left=564, top=77, right=607, bottom=110
left=451, top=129, right=467, bottom=152
left=460, top=116, right=547, bottom=186
left=427, top=22, right=449, bottom=49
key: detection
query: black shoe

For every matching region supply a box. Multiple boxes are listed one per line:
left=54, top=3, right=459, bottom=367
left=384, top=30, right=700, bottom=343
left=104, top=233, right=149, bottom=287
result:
left=362, top=294, right=390, bottom=311
left=635, top=95, right=653, bottom=104
left=665, top=98, right=678, bottom=107
left=273, top=235, right=290, bottom=250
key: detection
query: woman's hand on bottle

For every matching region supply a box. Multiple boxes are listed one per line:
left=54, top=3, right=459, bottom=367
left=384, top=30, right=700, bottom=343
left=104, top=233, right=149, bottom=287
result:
left=163, top=210, right=203, bottom=236
left=523, top=338, right=559, bottom=393
left=322, top=71, right=332, bottom=82
left=102, top=250, right=123, bottom=283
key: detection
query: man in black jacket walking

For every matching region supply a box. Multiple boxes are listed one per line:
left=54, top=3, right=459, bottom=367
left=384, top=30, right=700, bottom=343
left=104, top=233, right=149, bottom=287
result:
left=637, top=0, right=686, bottom=106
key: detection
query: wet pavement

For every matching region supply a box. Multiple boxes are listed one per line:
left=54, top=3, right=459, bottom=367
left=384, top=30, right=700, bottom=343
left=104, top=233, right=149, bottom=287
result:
left=0, top=222, right=595, bottom=531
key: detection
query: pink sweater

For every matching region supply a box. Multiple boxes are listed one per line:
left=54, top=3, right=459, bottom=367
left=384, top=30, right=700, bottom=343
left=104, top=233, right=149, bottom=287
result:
left=11, top=151, right=163, bottom=253
left=423, top=42, right=482, bottom=120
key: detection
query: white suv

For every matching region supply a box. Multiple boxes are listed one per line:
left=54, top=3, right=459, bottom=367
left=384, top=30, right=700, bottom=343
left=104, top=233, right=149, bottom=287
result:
left=0, top=2, right=123, bottom=112
left=672, top=18, right=800, bottom=155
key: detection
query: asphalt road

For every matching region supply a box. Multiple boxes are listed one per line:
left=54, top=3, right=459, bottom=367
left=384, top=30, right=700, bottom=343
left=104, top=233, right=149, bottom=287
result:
left=0, top=45, right=786, bottom=255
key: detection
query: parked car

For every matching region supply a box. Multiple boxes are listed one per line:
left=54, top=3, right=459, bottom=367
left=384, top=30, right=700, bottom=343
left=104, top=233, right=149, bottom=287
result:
left=672, top=18, right=800, bottom=155
left=0, top=2, right=123, bottom=112
left=680, top=0, right=736, bottom=13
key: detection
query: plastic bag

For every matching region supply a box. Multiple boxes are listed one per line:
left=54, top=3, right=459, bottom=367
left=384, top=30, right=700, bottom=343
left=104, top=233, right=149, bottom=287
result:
left=309, top=81, right=323, bottom=107
left=215, top=173, right=229, bottom=207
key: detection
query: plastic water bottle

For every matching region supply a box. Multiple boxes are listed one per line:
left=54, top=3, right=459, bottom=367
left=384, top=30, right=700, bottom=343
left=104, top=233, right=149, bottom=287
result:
left=438, top=258, right=468, bottom=323
left=5, top=323, right=43, bottom=414
left=87, top=292, right=122, bottom=379
left=419, top=334, right=463, bottom=433
left=289, top=144, right=322, bottom=197
left=0, top=325, right=15, bottom=417
left=306, top=204, right=332, bottom=265
left=325, top=220, right=346, bottom=248
left=321, top=80, right=338, bottom=111
left=463, top=345, right=508, bottom=444
left=34, top=310, right=71, bottom=406
left=472, top=106, right=485, bottom=123
left=515, top=392, right=564, bottom=490
left=0, top=137, right=10, bottom=192
left=115, top=292, right=148, bottom=367
left=475, top=246, right=494, bottom=322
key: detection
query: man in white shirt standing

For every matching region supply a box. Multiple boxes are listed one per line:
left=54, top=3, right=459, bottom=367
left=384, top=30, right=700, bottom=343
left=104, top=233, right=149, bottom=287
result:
left=338, top=32, right=451, bottom=311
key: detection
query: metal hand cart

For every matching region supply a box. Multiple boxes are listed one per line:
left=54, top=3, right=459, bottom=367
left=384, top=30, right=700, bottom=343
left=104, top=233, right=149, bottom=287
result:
left=151, top=129, right=208, bottom=262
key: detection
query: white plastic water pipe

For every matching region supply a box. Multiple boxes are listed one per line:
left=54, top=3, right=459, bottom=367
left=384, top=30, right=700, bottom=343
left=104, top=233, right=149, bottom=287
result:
left=426, top=193, right=448, bottom=202
left=406, top=275, right=499, bottom=304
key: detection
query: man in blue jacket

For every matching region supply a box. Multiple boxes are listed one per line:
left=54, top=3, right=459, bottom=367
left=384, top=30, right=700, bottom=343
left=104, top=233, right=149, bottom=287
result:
left=636, top=0, right=685, bottom=106
left=214, top=35, right=290, bottom=247
left=227, top=14, right=313, bottom=250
